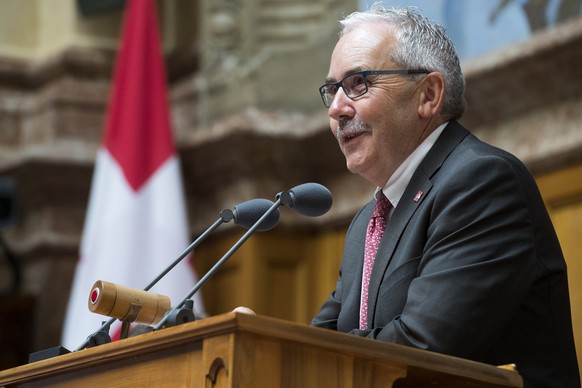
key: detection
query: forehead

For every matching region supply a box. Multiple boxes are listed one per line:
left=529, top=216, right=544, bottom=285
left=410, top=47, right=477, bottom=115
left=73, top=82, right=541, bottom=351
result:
left=328, top=23, right=396, bottom=79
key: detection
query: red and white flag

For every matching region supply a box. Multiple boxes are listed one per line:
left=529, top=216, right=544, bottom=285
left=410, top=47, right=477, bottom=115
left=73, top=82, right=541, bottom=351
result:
left=62, top=0, right=203, bottom=349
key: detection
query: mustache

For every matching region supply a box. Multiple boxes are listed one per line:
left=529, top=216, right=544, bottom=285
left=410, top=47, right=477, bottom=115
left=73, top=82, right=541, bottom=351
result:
left=336, top=118, right=370, bottom=140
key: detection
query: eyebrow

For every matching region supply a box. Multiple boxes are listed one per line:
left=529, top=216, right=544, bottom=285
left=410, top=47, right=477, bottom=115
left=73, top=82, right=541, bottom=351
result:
left=324, top=66, right=368, bottom=84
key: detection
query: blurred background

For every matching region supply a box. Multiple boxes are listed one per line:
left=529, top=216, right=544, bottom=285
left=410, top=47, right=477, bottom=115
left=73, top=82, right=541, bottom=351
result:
left=0, top=0, right=580, bottom=373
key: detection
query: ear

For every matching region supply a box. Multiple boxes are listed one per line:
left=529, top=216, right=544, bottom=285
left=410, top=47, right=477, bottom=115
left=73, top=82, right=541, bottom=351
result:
left=417, top=72, right=446, bottom=119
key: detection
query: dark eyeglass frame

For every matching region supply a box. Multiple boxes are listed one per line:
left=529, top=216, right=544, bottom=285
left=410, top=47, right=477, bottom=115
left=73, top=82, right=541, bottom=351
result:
left=318, top=69, right=430, bottom=108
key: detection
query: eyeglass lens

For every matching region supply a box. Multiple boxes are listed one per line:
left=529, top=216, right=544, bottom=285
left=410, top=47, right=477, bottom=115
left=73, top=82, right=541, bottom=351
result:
left=321, top=73, right=368, bottom=108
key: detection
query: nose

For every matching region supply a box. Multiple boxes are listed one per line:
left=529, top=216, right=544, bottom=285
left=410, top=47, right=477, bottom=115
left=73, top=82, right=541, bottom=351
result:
left=327, top=87, right=355, bottom=121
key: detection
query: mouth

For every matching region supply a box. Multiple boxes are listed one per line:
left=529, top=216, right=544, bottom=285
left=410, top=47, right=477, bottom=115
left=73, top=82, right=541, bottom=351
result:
left=336, top=119, right=370, bottom=145
left=341, top=131, right=364, bottom=144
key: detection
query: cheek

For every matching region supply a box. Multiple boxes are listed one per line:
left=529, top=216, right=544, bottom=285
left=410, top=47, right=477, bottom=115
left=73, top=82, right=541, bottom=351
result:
left=357, top=93, right=391, bottom=120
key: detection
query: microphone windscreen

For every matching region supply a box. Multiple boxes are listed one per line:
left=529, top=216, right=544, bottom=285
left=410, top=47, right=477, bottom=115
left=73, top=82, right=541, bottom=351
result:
left=287, top=182, right=333, bottom=217
left=233, top=198, right=280, bottom=231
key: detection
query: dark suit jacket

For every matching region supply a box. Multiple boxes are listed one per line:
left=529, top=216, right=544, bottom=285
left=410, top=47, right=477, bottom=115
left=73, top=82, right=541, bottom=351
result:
left=312, top=121, right=579, bottom=387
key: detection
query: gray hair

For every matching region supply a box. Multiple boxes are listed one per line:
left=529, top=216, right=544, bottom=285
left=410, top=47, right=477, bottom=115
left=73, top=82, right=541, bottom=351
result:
left=339, top=4, right=466, bottom=120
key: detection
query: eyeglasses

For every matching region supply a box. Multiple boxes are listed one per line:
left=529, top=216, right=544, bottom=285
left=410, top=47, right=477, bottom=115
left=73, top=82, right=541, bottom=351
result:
left=318, top=69, right=430, bottom=108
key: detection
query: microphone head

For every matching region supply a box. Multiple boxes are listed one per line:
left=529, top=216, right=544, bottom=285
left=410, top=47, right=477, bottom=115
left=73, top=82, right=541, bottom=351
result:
left=233, top=198, right=280, bottom=231
left=279, top=182, right=333, bottom=217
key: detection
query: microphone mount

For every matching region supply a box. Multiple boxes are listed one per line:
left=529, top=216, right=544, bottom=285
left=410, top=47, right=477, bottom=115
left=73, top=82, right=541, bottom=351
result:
left=155, top=182, right=333, bottom=331
left=154, top=199, right=282, bottom=330
left=75, top=199, right=277, bottom=351
left=35, top=184, right=331, bottom=362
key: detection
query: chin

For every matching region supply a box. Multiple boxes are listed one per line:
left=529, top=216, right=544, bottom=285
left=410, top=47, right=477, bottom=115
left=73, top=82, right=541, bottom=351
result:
left=345, top=156, right=376, bottom=183
left=346, top=160, right=365, bottom=176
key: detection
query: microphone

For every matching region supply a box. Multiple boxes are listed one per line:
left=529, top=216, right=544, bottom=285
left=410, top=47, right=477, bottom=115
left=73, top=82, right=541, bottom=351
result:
left=154, top=198, right=282, bottom=330
left=88, top=280, right=171, bottom=326
left=277, top=182, right=333, bottom=217
left=76, top=198, right=279, bottom=351
left=231, top=198, right=280, bottom=231
left=140, top=198, right=277, bottom=293
left=154, top=183, right=333, bottom=330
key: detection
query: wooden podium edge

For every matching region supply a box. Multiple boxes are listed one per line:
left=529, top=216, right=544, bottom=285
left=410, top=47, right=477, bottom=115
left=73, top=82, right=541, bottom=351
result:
left=231, top=313, right=523, bottom=387
left=0, top=312, right=523, bottom=387
left=0, top=313, right=238, bottom=385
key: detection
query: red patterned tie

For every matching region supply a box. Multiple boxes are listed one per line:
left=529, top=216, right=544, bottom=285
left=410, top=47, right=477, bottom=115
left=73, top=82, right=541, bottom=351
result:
left=359, top=193, right=392, bottom=330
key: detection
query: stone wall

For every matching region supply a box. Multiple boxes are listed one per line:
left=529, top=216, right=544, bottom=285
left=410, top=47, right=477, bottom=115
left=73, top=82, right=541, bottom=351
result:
left=462, top=17, right=582, bottom=174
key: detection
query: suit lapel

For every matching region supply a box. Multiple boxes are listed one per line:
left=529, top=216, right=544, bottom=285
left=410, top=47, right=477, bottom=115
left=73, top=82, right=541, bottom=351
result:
left=366, top=121, right=469, bottom=325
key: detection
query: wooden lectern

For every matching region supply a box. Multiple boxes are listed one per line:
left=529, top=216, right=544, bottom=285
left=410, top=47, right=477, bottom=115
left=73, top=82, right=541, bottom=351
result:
left=0, top=313, right=522, bottom=387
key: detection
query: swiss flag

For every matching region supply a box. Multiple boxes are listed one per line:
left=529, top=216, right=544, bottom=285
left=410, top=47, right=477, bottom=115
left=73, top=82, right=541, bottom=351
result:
left=62, top=0, right=203, bottom=349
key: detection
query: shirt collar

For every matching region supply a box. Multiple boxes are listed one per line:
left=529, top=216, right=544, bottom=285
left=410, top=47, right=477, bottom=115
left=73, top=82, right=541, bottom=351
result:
left=376, top=121, right=448, bottom=208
